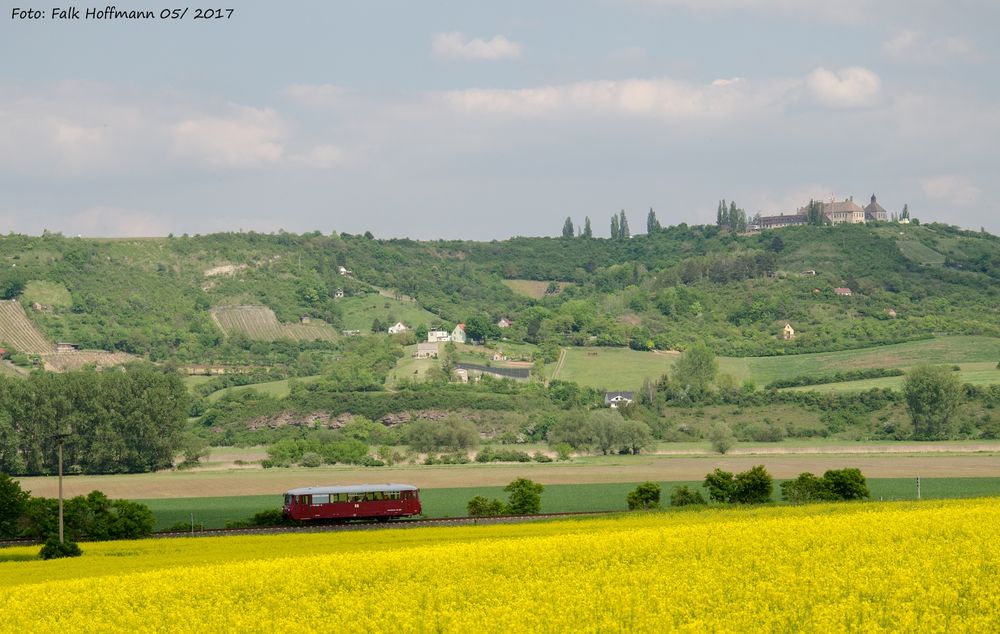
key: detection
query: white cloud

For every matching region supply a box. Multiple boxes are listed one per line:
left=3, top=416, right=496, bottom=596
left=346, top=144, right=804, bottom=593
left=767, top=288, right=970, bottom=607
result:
left=443, top=77, right=787, bottom=119
left=883, top=29, right=978, bottom=63
left=283, top=83, right=347, bottom=107
left=804, top=67, right=881, bottom=109
left=431, top=32, right=521, bottom=60
left=441, top=67, right=881, bottom=119
left=922, top=175, right=982, bottom=207
left=170, top=105, right=286, bottom=168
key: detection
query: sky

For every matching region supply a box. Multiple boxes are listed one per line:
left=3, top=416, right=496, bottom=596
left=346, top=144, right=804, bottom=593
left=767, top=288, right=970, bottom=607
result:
left=1, top=0, right=998, bottom=239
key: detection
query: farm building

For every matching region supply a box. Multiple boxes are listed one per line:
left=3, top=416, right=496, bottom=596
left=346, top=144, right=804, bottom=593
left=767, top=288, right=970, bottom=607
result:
left=835, top=287, right=853, bottom=297
left=55, top=342, right=78, bottom=352
left=604, top=391, right=635, bottom=408
left=414, top=343, right=438, bottom=359
left=451, top=324, right=467, bottom=344
left=427, top=329, right=450, bottom=343
left=497, top=318, right=512, bottom=328
left=782, top=323, right=795, bottom=340
left=388, top=322, right=409, bottom=334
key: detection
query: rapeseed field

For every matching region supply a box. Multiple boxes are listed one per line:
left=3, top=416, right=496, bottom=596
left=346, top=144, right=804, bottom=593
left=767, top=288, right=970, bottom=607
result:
left=1, top=499, right=998, bottom=632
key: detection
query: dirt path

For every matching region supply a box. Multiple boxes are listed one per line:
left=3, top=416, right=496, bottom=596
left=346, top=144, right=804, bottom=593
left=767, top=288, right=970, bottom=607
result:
left=549, top=347, right=567, bottom=384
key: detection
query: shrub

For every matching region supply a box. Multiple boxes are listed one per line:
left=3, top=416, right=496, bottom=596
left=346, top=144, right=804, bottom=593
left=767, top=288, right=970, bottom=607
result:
left=300, top=451, right=323, bottom=468
left=554, top=443, right=573, bottom=461
left=821, top=468, right=870, bottom=500
left=708, top=422, right=736, bottom=454
left=703, top=469, right=735, bottom=503
left=627, top=482, right=662, bottom=510
left=670, top=485, right=707, bottom=507
left=505, top=477, right=544, bottom=515
left=781, top=468, right=870, bottom=503
left=39, top=538, right=82, bottom=560
left=780, top=473, right=834, bottom=503
left=533, top=452, right=553, bottom=463
left=731, top=465, right=773, bottom=504
left=467, top=495, right=506, bottom=517
left=704, top=466, right=773, bottom=504
left=475, top=447, right=532, bottom=463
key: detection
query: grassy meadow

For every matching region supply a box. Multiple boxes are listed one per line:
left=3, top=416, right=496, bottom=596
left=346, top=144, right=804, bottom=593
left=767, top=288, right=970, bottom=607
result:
left=550, top=336, right=1000, bottom=391
left=337, top=294, right=439, bottom=331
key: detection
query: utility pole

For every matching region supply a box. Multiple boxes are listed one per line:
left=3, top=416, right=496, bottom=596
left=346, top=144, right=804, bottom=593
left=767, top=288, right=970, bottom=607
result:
left=54, top=426, right=72, bottom=544
left=916, top=476, right=921, bottom=500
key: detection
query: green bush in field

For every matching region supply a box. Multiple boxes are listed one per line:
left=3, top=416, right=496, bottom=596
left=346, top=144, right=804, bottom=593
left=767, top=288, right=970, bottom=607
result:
left=781, top=468, right=870, bottom=503
left=670, top=486, right=707, bottom=507
left=505, top=478, right=544, bottom=515
left=467, top=496, right=507, bottom=517
left=300, top=451, right=323, bottom=468
left=626, top=482, right=661, bottom=510
left=39, top=538, right=82, bottom=560
left=703, top=466, right=773, bottom=504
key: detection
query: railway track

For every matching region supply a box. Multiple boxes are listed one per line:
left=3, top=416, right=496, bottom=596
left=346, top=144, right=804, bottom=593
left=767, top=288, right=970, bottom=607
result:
left=1, top=510, right=618, bottom=547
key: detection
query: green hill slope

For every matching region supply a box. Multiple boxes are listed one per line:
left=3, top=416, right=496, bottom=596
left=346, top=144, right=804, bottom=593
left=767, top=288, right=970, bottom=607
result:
left=0, top=222, right=998, bottom=367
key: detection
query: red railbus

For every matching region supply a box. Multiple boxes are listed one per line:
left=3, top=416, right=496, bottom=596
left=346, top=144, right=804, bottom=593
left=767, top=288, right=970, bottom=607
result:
left=282, top=484, right=422, bottom=522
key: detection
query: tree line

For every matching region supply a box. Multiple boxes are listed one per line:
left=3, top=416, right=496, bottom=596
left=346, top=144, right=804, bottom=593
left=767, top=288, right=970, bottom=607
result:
left=0, top=365, right=189, bottom=475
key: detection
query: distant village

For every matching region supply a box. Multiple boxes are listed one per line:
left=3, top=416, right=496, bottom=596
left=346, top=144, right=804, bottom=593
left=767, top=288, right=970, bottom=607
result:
left=750, top=194, right=909, bottom=231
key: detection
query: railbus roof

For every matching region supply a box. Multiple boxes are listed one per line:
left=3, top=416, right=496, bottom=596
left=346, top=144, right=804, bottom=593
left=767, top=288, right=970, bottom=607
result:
left=285, top=483, right=418, bottom=496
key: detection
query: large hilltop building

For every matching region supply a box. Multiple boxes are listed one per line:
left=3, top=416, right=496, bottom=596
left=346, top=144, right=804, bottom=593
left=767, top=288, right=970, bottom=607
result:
left=751, top=194, right=896, bottom=230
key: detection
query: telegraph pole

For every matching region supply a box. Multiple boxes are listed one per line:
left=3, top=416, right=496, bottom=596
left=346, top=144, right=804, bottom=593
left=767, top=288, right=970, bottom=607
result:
left=54, top=428, right=72, bottom=543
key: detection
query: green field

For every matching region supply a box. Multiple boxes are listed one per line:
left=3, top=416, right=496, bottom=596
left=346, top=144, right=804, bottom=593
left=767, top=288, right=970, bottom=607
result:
left=338, top=295, right=440, bottom=332
left=551, top=336, right=1000, bottom=391
left=142, top=477, right=1000, bottom=529
left=21, top=280, right=72, bottom=307
left=501, top=279, right=571, bottom=299
left=205, top=375, right=323, bottom=402
left=385, top=345, right=439, bottom=388
left=897, top=240, right=945, bottom=266
left=786, top=362, right=1000, bottom=392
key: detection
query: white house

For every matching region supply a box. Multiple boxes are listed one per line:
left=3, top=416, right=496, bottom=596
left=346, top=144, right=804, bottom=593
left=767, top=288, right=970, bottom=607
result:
left=497, top=318, right=512, bottom=329
left=451, top=323, right=467, bottom=344
left=604, top=391, right=635, bottom=408
left=388, top=322, right=409, bottom=334
left=427, top=329, right=450, bottom=343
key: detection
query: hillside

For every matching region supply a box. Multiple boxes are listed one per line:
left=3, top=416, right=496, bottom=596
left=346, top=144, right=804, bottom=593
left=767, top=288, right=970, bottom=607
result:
left=1, top=222, right=999, bottom=369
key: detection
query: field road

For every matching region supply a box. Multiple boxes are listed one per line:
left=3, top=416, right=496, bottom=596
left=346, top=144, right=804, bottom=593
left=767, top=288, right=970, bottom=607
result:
left=17, top=447, right=1000, bottom=500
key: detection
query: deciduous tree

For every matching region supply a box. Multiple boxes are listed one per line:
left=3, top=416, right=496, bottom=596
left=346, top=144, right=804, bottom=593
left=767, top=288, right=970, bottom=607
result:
left=904, top=365, right=962, bottom=440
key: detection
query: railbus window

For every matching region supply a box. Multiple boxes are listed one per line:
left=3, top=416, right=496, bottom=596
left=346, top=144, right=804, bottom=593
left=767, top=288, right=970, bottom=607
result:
left=312, top=494, right=329, bottom=505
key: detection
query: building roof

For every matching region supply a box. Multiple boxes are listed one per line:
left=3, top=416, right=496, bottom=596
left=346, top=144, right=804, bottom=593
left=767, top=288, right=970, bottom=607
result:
left=835, top=287, right=853, bottom=294
left=416, top=342, right=438, bottom=351
left=864, top=194, right=887, bottom=216
left=285, top=483, right=418, bottom=495
left=604, top=391, right=635, bottom=401
left=822, top=200, right=864, bottom=214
